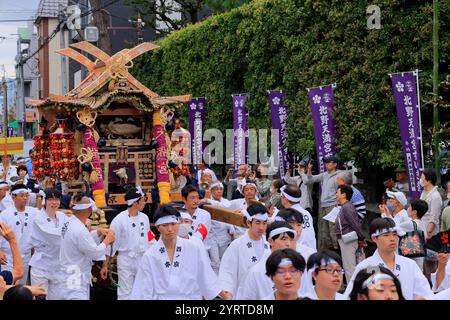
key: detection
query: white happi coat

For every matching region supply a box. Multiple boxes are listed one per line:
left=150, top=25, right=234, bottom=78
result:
left=228, top=198, right=250, bottom=237
left=189, top=207, right=212, bottom=249
left=303, top=288, right=347, bottom=300
left=0, top=164, right=18, bottom=184
left=28, top=209, right=67, bottom=299
left=343, top=249, right=434, bottom=300
left=236, top=243, right=315, bottom=300
left=108, top=209, right=154, bottom=300
left=59, top=215, right=106, bottom=300
left=208, top=198, right=234, bottom=246
left=219, top=230, right=271, bottom=297
left=431, top=263, right=450, bottom=292
left=0, top=205, right=38, bottom=283
left=129, top=236, right=221, bottom=300
left=292, top=203, right=317, bottom=250
left=0, top=193, right=13, bottom=211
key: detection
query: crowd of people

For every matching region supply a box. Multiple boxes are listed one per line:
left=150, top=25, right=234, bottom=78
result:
left=0, top=152, right=449, bottom=301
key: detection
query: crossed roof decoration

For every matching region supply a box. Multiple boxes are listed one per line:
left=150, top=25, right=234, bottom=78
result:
left=28, top=41, right=191, bottom=109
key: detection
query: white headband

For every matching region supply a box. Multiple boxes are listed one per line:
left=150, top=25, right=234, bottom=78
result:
left=242, top=209, right=269, bottom=222
left=280, top=186, right=301, bottom=203
left=362, top=273, right=394, bottom=290
left=126, top=187, right=145, bottom=206
left=72, top=203, right=93, bottom=211
left=11, top=188, right=29, bottom=195
left=268, top=227, right=297, bottom=240
left=309, top=258, right=340, bottom=271
left=180, top=212, right=193, bottom=222
left=0, top=182, right=9, bottom=187
left=210, top=182, right=224, bottom=190
left=371, top=227, right=403, bottom=238
left=243, top=183, right=257, bottom=191
left=278, top=258, right=293, bottom=267
left=39, top=190, right=46, bottom=205
left=155, top=215, right=179, bottom=226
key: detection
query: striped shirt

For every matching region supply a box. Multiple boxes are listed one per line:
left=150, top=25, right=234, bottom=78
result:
left=351, top=186, right=366, bottom=220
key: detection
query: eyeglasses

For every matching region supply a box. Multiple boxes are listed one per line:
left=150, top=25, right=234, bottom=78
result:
left=319, top=268, right=345, bottom=275
left=275, top=268, right=302, bottom=276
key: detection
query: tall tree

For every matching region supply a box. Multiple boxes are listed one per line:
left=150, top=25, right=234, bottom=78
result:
left=125, top=0, right=249, bottom=35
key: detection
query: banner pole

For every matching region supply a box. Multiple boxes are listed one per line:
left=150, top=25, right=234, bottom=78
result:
left=415, top=70, right=425, bottom=171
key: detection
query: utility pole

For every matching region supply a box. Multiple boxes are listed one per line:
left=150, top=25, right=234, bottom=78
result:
left=129, top=13, right=145, bottom=44
left=59, top=4, right=68, bottom=95
left=433, top=0, right=441, bottom=185
left=2, top=73, right=8, bottom=138
left=16, top=36, right=26, bottom=138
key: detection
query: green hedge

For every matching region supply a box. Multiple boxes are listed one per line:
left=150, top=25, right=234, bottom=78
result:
left=132, top=0, right=450, bottom=168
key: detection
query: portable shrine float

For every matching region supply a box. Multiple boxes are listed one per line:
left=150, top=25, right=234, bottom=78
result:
left=28, top=41, right=247, bottom=227
left=28, top=41, right=193, bottom=209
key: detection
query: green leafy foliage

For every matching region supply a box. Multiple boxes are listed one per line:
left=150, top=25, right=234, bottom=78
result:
left=132, top=0, right=450, bottom=169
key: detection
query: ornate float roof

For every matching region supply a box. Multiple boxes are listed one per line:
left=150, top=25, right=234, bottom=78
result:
left=28, top=41, right=191, bottom=110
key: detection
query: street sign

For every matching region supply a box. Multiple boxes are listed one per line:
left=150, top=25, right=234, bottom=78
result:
left=0, top=137, right=24, bottom=155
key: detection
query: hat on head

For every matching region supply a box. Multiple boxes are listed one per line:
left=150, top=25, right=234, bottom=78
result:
left=386, top=190, right=407, bottom=207
left=394, top=167, right=406, bottom=173
left=322, top=155, right=338, bottom=163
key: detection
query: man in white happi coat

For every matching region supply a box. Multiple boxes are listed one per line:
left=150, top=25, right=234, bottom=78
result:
left=219, top=202, right=271, bottom=299
left=228, top=182, right=259, bottom=237
left=280, top=184, right=316, bottom=250
left=181, top=185, right=212, bottom=247
left=130, top=205, right=231, bottom=300
left=275, top=208, right=316, bottom=295
left=200, top=181, right=235, bottom=274
left=0, top=184, right=38, bottom=285
left=100, top=186, right=154, bottom=300
left=304, top=250, right=347, bottom=300
left=0, top=155, right=17, bottom=185
left=0, top=181, right=13, bottom=211
left=343, top=217, right=434, bottom=300
left=236, top=221, right=297, bottom=299
left=58, top=194, right=115, bottom=300
left=28, top=188, right=67, bottom=299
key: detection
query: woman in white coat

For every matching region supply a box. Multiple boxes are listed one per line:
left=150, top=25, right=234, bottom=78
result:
left=29, top=188, right=67, bottom=299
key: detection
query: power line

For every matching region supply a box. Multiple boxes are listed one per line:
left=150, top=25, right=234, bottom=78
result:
left=0, top=19, right=35, bottom=22
left=20, top=0, right=121, bottom=65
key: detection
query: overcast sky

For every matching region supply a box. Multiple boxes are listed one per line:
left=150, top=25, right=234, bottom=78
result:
left=0, top=0, right=41, bottom=78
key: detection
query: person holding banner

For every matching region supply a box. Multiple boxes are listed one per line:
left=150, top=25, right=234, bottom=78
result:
left=305, top=156, right=340, bottom=251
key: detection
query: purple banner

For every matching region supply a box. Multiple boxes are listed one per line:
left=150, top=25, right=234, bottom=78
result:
left=390, top=71, right=423, bottom=198
left=232, top=95, right=248, bottom=171
left=269, top=90, right=288, bottom=178
left=307, top=84, right=338, bottom=173
left=188, top=97, right=206, bottom=166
